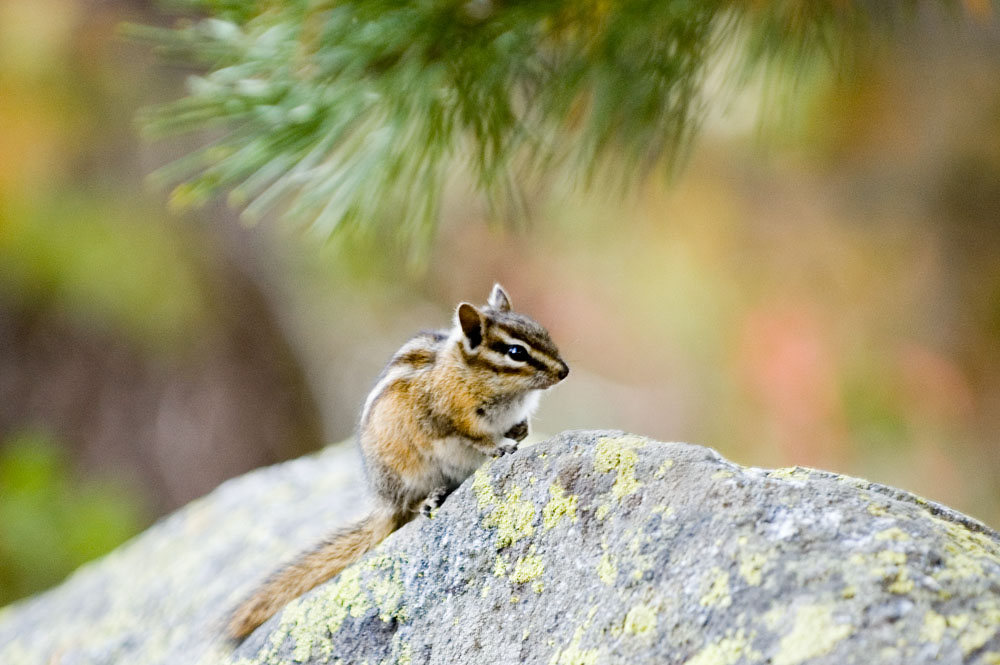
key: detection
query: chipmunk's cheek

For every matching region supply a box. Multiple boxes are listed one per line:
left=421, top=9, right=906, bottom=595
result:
left=534, top=374, right=559, bottom=389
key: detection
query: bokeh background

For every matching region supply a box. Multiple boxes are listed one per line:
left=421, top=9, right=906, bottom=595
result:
left=1, top=0, right=997, bottom=606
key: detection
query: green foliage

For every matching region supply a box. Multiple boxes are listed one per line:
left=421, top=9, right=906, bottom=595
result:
left=134, top=1, right=954, bottom=254
left=0, top=194, right=210, bottom=352
left=0, top=431, right=149, bottom=606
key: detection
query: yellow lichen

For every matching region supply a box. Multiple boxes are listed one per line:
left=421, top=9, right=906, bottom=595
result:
left=763, top=605, right=786, bottom=630
left=472, top=465, right=497, bottom=508
left=595, top=503, right=611, bottom=520
left=654, top=459, right=674, bottom=478
left=981, top=652, right=1000, bottom=665
left=651, top=504, right=674, bottom=517
left=597, top=553, right=618, bottom=585
left=926, top=516, right=1000, bottom=586
left=365, top=555, right=407, bottom=623
left=543, top=484, right=579, bottom=530
left=773, top=604, right=852, bottom=665
left=879, top=646, right=901, bottom=660
left=494, top=554, right=508, bottom=577
left=266, top=552, right=409, bottom=663
left=949, top=613, right=970, bottom=630
left=303, top=564, right=366, bottom=638
left=887, top=570, right=914, bottom=594
left=594, top=436, right=644, bottom=499
left=954, top=602, right=1000, bottom=655
left=876, top=550, right=906, bottom=566
left=875, top=527, right=911, bottom=542
left=626, top=531, right=655, bottom=581
left=473, top=468, right=536, bottom=549
left=873, top=550, right=913, bottom=594
left=867, top=503, right=889, bottom=517
left=549, top=624, right=599, bottom=665
left=510, top=554, right=545, bottom=584
left=920, top=610, right=947, bottom=643
left=767, top=467, right=810, bottom=480
left=699, top=568, right=732, bottom=609
left=395, top=641, right=413, bottom=665
left=739, top=552, right=767, bottom=586
left=623, top=603, right=657, bottom=638
left=712, top=470, right=734, bottom=480
left=686, top=630, right=758, bottom=665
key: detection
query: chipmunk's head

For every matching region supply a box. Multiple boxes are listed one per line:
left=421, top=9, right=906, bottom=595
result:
left=454, top=284, right=569, bottom=390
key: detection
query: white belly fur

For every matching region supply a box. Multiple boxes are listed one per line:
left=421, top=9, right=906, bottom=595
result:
left=412, top=390, right=542, bottom=491
left=430, top=436, right=490, bottom=484
left=489, top=390, right=541, bottom=437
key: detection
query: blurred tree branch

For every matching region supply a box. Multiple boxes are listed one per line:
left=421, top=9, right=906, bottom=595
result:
left=130, top=0, right=968, bottom=255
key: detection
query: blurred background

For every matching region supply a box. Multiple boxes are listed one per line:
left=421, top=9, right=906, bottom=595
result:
left=1, top=0, right=997, bottom=606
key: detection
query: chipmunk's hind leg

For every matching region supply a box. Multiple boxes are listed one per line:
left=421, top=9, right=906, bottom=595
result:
left=420, top=485, right=457, bottom=517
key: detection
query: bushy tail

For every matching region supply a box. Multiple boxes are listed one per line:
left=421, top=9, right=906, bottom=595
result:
left=228, top=506, right=408, bottom=639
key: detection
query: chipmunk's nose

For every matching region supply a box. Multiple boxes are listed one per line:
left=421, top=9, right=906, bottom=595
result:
left=557, top=362, right=569, bottom=381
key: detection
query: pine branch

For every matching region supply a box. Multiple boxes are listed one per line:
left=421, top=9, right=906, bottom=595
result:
left=131, top=0, right=962, bottom=252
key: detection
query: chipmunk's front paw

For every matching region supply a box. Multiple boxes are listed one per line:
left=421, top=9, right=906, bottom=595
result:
left=504, top=419, right=529, bottom=442
left=493, top=440, right=519, bottom=457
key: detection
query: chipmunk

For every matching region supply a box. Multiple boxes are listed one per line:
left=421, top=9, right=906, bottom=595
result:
left=228, top=284, right=568, bottom=639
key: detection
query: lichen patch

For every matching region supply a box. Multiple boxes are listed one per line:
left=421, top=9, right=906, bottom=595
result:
left=549, top=622, right=600, bottom=665
left=597, top=552, right=618, bottom=586
left=654, top=459, right=675, bottom=478
left=738, top=552, right=767, bottom=587
left=766, top=467, right=812, bottom=481
left=686, top=630, right=759, bottom=665
left=473, top=468, right=537, bottom=549
left=875, top=527, right=911, bottom=542
left=699, top=567, right=732, bottom=609
left=952, top=601, right=1000, bottom=655
left=927, top=515, right=1000, bottom=586
left=773, top=603, right=851, bottom=665
left=623, top=603, right=658, bottom=638
left=510, top=554, right=545, bottom=584
left=256, top=552, right=409, bottom=664
left=594, top=437, right=644, bottom=500
left=920, top=610, right=947, bottom=643
left=543, top=484, right=579, bottom=530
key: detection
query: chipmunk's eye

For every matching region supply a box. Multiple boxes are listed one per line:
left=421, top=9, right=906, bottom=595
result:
left=506, top=344, right=528, bottom=362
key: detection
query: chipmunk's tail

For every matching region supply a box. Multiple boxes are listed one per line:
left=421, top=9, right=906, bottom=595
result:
left=228, top=505, right=410, bottom=640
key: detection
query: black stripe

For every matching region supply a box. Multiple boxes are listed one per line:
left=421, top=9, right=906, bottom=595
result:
left=487, top=340, right=547, bottom=373
left=496, top=320, right=561, bottom=360
left=488, top=341, right=512, bottom=355
left=522, top=353, right=547, bottom=372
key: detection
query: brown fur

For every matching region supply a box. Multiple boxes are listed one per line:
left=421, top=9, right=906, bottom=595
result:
left=227, top=285, right=567, bottom=640
left=227, top=506, right=410, bottom=639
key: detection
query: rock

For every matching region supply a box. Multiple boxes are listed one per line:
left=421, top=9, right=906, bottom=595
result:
left=1, top=430, right=999, bottom=665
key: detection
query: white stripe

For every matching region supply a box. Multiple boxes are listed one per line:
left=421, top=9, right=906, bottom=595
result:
left=360, top=363, right=413, bottom=427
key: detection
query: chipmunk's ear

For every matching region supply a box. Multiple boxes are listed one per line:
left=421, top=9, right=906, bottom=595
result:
left=456, top=303, right=484, bottom=350
left=488, top=283, right=511, bottom=312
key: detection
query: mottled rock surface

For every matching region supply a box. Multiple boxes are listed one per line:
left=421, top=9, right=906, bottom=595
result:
left=1, top=431, right=999, bottom=665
